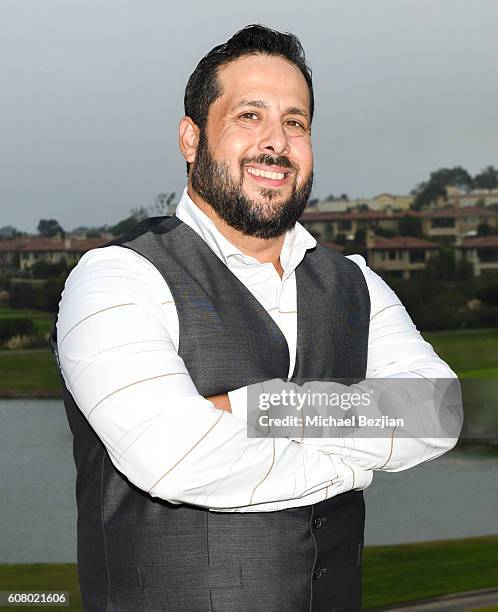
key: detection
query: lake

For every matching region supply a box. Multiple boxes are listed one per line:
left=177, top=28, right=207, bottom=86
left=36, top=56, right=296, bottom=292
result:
left=0, top=400, right=497, bottom=563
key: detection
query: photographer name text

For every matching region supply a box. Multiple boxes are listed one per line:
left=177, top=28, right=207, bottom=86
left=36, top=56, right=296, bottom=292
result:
left=258, top=414, right=404, bottom=429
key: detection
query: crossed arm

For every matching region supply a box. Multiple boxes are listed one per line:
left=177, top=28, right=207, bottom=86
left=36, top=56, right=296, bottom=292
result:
left=55, top=246, right=461, bottom=512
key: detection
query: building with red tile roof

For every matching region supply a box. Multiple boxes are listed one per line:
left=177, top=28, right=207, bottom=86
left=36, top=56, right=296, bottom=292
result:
left=300, top=209, right=422, bottom=242
left=0, top=235, right=108, bottom=274
left=455, top=235, right=498, bottom=276
left=366, top=233, right=440, bottom=280
left=420, top=207, right=498, bottom=243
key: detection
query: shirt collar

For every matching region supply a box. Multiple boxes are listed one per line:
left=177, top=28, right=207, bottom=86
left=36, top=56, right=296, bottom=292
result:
left=174, top=187, right=316, bottom=275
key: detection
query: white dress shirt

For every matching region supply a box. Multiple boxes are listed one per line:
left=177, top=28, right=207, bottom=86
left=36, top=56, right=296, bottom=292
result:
left=56, top=187, right=458, bottom=512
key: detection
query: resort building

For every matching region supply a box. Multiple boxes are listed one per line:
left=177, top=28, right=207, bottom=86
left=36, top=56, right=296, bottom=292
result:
left=455, top=236, right=498, bottom=276
left=420, top=207, right=498, bottom=244
left=0, top=235, right=107, bottom=274
left=300, top=209, right=420, bottom=242
left=366, top=233, right=440, bottom=280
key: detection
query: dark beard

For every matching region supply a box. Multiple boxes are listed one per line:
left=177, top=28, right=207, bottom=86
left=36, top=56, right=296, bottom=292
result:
left=190, top=130, right=313, bottom=239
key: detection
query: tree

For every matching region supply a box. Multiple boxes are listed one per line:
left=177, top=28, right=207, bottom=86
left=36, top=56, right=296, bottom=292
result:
left=130, top=206, right=149, bottom=221
left=454, top=259, right=474, bottom=282
left=423, top=247, right=456, bottom=282
left=0, top=225, right=22, bottom=238
left=31, top=259, right=68, bottom=279
left=398, top=214, right=422, bottom=237
left=110, top=214, right=141, bottom=237
left=476, top=273, right=498, bottom=306
left=375, top=227, right=396, bottom=238
left=342, top=228, right=367, bottom=259
left=477, top=223, right=493, bottom=236
left=85, top=229, right=103, bottom=238
left=428, top=166, right=473, bottom=192
left=324, top=224, right=335, bottom=242
left=473, top=166, right=498, bottom=191
left=110, top=192, right=178, bottom=237
left=37, top=218, right=64, bottom=237
left=411, top=183, right=447, bottom=210
left=152, top=192, right=177, bottom=216
left=334, top=233, right=347, bottom=246
left=411, top=166, right=475, bottom=210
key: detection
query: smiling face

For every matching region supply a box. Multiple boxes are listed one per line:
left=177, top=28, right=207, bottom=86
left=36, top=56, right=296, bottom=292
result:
left=187, top=53, right=314, bottom=238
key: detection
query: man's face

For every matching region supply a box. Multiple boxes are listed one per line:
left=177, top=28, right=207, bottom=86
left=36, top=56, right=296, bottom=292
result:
left=189, top=54, right=314, bottom=239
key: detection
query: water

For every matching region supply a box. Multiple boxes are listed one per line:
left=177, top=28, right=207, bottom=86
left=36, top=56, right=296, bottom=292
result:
left=363, top=450, right=498, bottom=545
left=0, top=400, right=497, bottom=562
left=0, top=400, right=76, bottom=563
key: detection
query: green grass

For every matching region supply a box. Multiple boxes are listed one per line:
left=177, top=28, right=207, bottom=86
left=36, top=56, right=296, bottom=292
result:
left=458, top=366, right=498, bottom=378
left=0, top=307, right=55, bottom=336
left=422, top=329, right=498, bottom=437
left=1, top=536, right=497, bottom=611
left=0, top=564, right=81, bottom=612
left=0, top=349, right=61, bottom=398
left=362, top=535, right=498, bottom=608
left=423, top=327, right=498, bottom=374
left=0, top=307, right=60, bottom=397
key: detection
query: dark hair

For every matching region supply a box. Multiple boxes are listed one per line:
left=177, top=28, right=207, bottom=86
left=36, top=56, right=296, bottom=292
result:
left=184, top=24, right=314, bottom=173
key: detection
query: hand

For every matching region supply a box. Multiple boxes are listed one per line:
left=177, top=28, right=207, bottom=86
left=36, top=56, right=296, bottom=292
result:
left=206, top=393, right=232, bottom=413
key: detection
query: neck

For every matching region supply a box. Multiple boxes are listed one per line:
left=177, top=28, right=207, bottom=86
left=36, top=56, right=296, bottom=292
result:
left=187, top=185, right=286, bottom=278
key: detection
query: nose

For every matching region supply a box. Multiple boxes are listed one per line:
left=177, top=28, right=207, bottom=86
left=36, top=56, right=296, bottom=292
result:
left=258, top=118, right=290, bottom=156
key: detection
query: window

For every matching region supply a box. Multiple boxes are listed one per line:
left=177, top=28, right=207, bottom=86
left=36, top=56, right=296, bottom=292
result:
left=478, top=250, right=498, bottom=263
left=409, top=250, right=425, bottom=263
left=431, top=218, right=455, bottom=228
left=388, top=250, right=396, bottom=260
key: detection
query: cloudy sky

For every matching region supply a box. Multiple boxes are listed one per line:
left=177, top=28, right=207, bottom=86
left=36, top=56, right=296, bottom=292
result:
left=1, top=0, right=497, bottom=232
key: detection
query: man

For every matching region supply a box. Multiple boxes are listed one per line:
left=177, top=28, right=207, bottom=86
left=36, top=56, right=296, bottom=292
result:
left=50, top=25, right=460, bottom=611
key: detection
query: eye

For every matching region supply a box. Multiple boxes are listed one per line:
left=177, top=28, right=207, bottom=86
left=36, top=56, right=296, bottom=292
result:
left=285, top=119, right=305, bottom=129
left=239, top=112, right=259, bottom=120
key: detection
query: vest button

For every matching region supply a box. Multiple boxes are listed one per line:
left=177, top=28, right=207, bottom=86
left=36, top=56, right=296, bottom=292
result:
left=313, top=568, right=323, bottom=580
left=313, top=517, right=323, bottom=529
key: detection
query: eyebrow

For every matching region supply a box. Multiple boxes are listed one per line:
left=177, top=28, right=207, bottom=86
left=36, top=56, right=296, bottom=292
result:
left=233, top=99, right=310, bottom=121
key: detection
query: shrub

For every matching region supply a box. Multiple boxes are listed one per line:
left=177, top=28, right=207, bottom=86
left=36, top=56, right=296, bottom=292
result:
left=8, top=278, right=65, bottom=312
left=0, top=318, right=37, bottom=343
left=3, top=333, right=49, bottom=350
left=31, top=259, right=68, bottom=279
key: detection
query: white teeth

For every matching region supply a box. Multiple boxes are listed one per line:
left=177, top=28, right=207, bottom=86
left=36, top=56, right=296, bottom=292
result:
left=247, top=167, right=286, bottom=180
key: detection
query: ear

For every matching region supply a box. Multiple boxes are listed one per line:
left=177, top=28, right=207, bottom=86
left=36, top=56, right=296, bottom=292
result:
left=179, top=116, right=200, bottom=165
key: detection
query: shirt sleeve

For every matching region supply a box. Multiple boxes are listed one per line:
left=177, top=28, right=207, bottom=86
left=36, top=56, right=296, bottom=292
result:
left=55, top=245, right=372, bottom=512
left=287, top=254, right=463, bottom=471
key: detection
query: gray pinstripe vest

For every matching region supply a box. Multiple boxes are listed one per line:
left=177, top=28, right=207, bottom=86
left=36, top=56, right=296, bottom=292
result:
left=50, top=216, right=370, bottom=612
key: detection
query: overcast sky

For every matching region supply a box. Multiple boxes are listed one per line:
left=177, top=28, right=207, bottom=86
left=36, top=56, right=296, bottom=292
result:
left=1, top=0, right=497, bottom=232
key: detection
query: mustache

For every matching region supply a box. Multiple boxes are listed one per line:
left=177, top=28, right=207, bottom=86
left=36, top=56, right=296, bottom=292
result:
left=240, top=154, right=296, bottom=171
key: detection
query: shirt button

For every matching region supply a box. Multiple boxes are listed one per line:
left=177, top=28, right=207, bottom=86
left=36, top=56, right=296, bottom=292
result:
left=313, top=517, right=323, bottom=529
left=313, top=568, right=323, bottom=580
